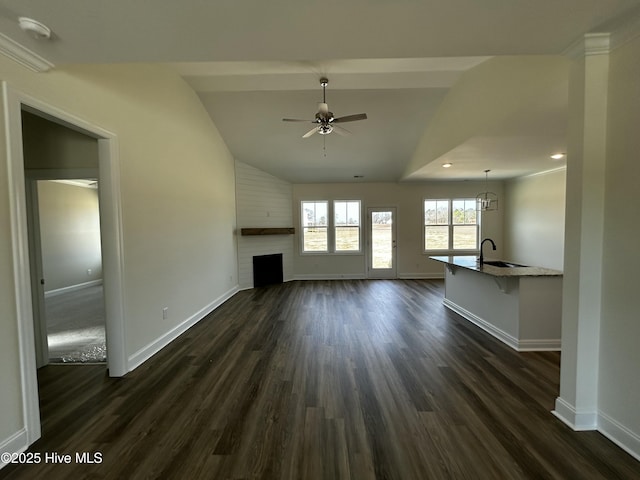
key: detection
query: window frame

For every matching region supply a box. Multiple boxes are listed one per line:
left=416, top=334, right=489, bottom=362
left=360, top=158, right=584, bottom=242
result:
left=333, top=199, right=362, bottom=254
left=299, top=199, right=362, bottom=255
left=300, top=200, right=329, bottom=253
left=423, top=197, right=479, bottom=254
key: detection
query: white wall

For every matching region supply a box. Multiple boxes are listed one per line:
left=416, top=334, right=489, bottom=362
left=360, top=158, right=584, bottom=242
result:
left=292, top=181, right=504, bottom=278
left=598, top=33, right=640, bottom=454
left=38, top=181, right=103, bottom=292
left=235, top=161, right=293, bottom=289
left=0, top=58, right=237, bottom=455
left=405, top=56, right=569, bottom=177
left=504, top=168, right=566, bottom=270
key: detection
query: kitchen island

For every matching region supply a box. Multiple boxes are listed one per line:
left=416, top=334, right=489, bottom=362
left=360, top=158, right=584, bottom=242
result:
left=430, top=255, right=563, bottom=351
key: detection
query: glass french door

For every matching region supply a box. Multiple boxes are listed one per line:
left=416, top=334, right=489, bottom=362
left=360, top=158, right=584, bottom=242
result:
left=367, top=207, right=397, bottom=278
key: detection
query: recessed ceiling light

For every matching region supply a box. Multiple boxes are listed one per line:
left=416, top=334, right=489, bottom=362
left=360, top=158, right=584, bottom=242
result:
left=18, top=17, right=52, bottom=40
left=550, top=153, right=565, bottom=160
left=442, top=163, right=452, bottom=168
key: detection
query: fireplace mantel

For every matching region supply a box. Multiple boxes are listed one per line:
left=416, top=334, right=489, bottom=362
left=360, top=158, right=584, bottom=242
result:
left=241, top=228, right=294, bottom=236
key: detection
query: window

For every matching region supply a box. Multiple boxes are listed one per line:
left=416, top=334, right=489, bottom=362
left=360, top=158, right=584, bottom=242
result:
left=301, top=201, right=328, bottom=252
left=424, top=198, right=477, bottom=251
left=334, top=200, right=361, bottom=252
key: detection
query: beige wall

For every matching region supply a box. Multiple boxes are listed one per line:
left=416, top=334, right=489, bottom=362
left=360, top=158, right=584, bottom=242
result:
left=599, top=34, right=640, bottom=443
left=38, top=181, right=103, bottom=292
left=405, top=56, right=569, bottom=177
left=504, top=168, right=566, bottom=270
left=0, top=58, right=237, bottom=451
left=292, top=181, right=504, bottom=278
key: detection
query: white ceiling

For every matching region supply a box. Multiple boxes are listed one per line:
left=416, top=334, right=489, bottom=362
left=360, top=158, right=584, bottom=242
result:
left=1, top=0, right=639, bottom=182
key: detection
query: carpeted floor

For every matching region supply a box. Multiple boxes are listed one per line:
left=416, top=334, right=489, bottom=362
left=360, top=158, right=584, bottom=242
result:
left=45, top=284, right=107, bottom=363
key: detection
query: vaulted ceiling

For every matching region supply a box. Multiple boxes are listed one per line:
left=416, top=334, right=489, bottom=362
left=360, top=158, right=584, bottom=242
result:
left=1, top=0, right=639, bottom=182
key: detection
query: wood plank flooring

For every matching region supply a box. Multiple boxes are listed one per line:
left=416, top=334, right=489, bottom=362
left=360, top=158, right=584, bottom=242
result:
left=1, top=280, right=638, bottom=479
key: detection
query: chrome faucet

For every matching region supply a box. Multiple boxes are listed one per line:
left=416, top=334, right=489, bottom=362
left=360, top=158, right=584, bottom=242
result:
left=479, top=238, right=496, bottom=266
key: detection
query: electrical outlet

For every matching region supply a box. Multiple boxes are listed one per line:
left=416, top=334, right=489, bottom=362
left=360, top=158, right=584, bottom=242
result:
left=162, top=307, right=168, bottom=320
left=87, top=268, right=92, bottom=275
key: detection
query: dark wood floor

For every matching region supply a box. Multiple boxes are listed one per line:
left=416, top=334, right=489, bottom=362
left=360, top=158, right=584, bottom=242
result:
left=2, top=280, right=638, bottom=479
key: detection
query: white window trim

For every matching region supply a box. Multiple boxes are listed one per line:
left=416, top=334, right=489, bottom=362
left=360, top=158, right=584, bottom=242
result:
left=333, top=199, right=362, bottom=254
left=423, top=197, right=480, bottom=254
left=300, top=200, right=329, bottom=254
left=299, top=199, right=363, bottom=255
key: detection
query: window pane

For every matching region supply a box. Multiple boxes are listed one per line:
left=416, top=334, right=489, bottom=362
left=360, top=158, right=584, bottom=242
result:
left=453, top=225, right=477, bottom=249
left=336, top=226, right=360, bottom=251
left=372, top=221, right=392, bottom=268
left=334, top=200, right=360, bottom=226
left=425, top=226, right=449, bottom=250
left=302, top=201, right=327, bottom=227
left=303, top=227, right=328, bottom=251
left=424, top=200, right=448, bottom=225
left=302, top=201, right=328, bottom=252
left=453, top=199, right=477, bottom=225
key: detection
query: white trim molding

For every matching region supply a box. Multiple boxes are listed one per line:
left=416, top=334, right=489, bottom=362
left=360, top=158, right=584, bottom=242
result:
left=0, top=429, right=28, bottom=469
left=44, top=279, right=103, bottom=298
left=564, top=33, right=611, bottom=59
left=0, top=32, right=54, bottom=72
left=443, top=298, right=561, bottom=352
left=552, top=397, right=598, bottom=431
left=128, top=286, right=239, bottom=372
left=293, top=274, right=367, bottom=281
left=598, top=411, right=640, bottom=462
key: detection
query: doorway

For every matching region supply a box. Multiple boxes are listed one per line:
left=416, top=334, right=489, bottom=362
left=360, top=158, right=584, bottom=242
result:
left=3, top=83, right=127, bottom=446
left=22, top=110, right=107, bottom=365
left=367, top=207, right=397, bottom=279
left=36, top=179, right=107, bottom=364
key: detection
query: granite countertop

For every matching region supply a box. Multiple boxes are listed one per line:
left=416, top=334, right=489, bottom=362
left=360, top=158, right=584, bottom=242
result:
left=429, top=255, right=563, bottom=277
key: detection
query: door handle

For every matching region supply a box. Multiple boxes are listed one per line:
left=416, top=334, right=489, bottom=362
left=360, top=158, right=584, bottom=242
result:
left=40, top=278, right=45, bottom=285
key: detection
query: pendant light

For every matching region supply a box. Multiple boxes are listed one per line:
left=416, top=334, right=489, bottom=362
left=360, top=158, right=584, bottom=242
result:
left=476, top=169, right=498, bottom=211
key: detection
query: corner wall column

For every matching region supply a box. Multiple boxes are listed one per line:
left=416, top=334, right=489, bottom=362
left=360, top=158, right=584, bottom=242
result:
left=554, top=34, right=610, bottom=429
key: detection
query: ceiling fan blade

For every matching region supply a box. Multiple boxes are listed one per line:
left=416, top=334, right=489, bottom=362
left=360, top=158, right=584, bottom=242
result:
left=318, top=102, right=329, bottom=114
left=332, top=113, right=367, bottom=123
left=283, top=118, right=313, bottom=122
left=332, top=125, right=351, bottom=136
left=302, top=127, right=319, bottom=138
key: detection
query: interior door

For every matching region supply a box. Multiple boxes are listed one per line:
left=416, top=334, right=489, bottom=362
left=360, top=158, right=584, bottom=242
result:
left=367, top=207, right=397, bottom=278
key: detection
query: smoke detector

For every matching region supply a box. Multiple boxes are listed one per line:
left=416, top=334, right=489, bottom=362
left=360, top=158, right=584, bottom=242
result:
left=18, top=17, right=52, bottom=40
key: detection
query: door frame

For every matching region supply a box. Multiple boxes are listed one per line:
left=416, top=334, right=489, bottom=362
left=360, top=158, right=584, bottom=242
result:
left=3, top=82, right=127, bottom=447
left=367, top=206, right=397, bottom=279
left=25, top=170, right=102, bottom=368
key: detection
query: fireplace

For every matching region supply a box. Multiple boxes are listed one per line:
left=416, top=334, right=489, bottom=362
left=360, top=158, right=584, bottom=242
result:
left=253, top=253, right=283, bottom=287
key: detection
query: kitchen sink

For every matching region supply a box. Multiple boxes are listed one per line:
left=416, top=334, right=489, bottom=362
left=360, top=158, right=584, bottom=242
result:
left=483, top=260, right=527, bottom=268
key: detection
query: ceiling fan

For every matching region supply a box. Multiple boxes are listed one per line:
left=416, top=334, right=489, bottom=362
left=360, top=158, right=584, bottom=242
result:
left=283, top=77, right=367, bottom=138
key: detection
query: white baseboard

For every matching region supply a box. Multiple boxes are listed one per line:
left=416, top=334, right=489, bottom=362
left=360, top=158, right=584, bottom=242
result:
left=443, top=299, right=561, bottom=352
left=443, top=298, right=519, bottom=350
left=598, top=411, right=640, bottom=462
left=127, top=286, right=239, bottom=371
left=552, top=397, right=598, bottom=431
left=0, top=428, right=28, bottom=470
left=44, top=279, right=103, bottom=298
left=293, top=274, right=366, bottom=281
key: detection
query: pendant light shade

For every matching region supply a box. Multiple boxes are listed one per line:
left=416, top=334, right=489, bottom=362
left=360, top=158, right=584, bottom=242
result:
left=476, top=170, right=498, bottom=211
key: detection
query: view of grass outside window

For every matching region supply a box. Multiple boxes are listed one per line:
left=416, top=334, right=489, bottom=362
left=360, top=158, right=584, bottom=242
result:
left=424, top=198, right=477, bottom=251
left=371, top=211, right=393, bottom=268
left=334, top=200, right=360, bottom=251
left=302, top=201, right=328, bottom=252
